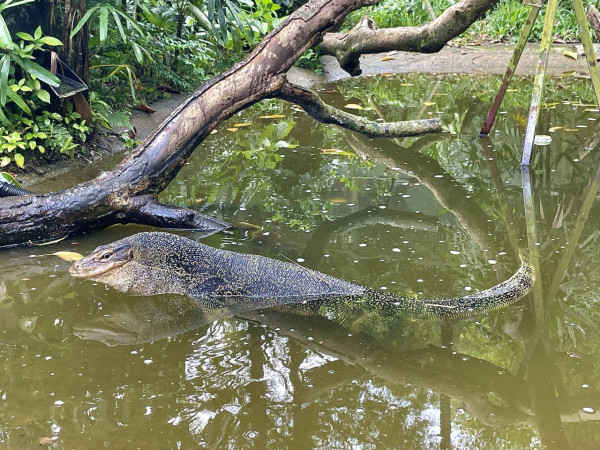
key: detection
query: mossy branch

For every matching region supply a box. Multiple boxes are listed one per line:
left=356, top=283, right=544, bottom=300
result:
left=276, top=81, right=442, bottom=138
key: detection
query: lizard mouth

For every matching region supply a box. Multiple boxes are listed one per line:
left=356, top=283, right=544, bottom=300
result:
left=69, top=259, right=121, bottom=279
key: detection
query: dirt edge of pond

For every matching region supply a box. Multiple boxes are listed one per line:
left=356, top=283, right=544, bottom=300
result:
left=12, top=42, right=600, bottom=191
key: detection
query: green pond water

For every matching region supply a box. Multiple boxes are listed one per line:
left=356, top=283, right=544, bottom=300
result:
left=2, top=73, right=600, bottom=448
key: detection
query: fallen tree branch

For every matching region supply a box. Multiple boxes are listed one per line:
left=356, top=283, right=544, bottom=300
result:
left=0, top=0, right=379, bottom=247
left=320, top=0, right=500, bottom=75
left=276, top=80, right=442, bottom=137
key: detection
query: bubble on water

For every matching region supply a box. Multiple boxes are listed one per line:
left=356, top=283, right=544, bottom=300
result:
left=583, top=407, right=596, bottom=414
left=450, top=250, right=460, bottom=255
left=488, top=259, right=497, bottom=265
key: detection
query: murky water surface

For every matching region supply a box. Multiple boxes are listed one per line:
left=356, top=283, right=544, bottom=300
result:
left=2, top=73, right=600, bottom=448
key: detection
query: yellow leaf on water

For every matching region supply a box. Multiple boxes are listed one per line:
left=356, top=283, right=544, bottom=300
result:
left=563, top=49, right=578, bottom=60
left=344, top=104, right=365, bottom=110
left=210, top=130, right=218, bottom=134
left=233, top=122, right=252, bottom=127
left=548, top=126, right=563, bottom=132
left=259, top=114, right=286, bottom=119
left=507, top=89, right=517, bottom=92
left=320, top=148, right=355, bottom=156
left=543, top=102, right=559, bottom=108
left=564, top=128, right=578, bottom=132
left=227, top=127, right=239, bottom=132
left=45, top=251, right=84, bottom=262
left=422, top=101, right=436, bottom=106
left=381, top=56, right=395, bottom=61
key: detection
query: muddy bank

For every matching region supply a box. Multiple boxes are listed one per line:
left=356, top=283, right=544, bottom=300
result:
left=319, top=43, right=600, bottom=81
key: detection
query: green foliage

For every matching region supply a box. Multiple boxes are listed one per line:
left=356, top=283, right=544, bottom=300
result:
left=346, top=0, right=581, bottom=43
left=0, top=108, right=90, bottom=168
left=0, top=3, right=91, bottom=168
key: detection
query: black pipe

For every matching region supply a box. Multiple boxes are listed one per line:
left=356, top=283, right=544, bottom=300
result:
left=0, top=181, right=33, bottom=197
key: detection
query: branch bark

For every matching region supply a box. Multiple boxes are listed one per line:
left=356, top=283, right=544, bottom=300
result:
left=320, top=0, right=500, bottom=75
left=276, top=81, right=442, bottom=137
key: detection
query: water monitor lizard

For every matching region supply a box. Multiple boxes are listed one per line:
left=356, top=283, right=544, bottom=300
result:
left=69, top=231, right=533, bottom=318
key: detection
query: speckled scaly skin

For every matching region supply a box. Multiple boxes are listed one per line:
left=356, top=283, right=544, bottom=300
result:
left=70, top=232, right=533, bottom=318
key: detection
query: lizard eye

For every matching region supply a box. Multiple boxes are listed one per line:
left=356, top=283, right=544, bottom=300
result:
left=100, top=252, right=112, bottom=260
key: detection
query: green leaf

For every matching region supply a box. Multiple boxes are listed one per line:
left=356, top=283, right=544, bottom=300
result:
left=12, top=55, right=60, bottom=87
left=0, top=104, right=8, bottom=124
left=13, top=153, right=24, bottom=168
left=1, top=0, right=35, bottom=11
left=0, top=16, right=13, bottom=49
left=0, top=55, right=9, bottom=106
left=99, top=7, right=108, bottom=43
left=6, top=87, right=31, bottom=114
left=0, top=157, right=11, bottom=168
left=40, top=36, right=63, bottom=46
left=70, top=6, right=100, bottom=38
left=15, top=32, right=33, bottom=41
left=33, top=26, right=41, bottom=40
left=36, top=88, right=50, bottom=103
left=111, top=11, right=127, bottom=43
left=0, top=171, right=22, bottom=187
left=131, top=41, right=143, bottom=64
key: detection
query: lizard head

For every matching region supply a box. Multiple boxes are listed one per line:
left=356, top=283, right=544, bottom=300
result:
left=69, top=241, right=135, bottom=281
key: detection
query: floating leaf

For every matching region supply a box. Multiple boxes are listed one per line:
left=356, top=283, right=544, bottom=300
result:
left=344, top=104, right=365, bottom=110
left=543, top=102, right=559, bottom=108
left=320, top=148, right=355, bottom=156
left=561, top=71, right=577, bottom=77
left=381, top=56, right=394, bottom=61
left=233, top=122, right=252, bottom=127
left=563, top=49, right=578, bottom=60
left=39, top=437, right=53, bottom=446
left=44, top=251, right=84, bottom=261
left=548, top=126, right=563, bottom=132
left=210, top=129, right=218, bottom=134
left=422, top=101, right=436, bottom=106
left=259, top=114, right=285, bottom=119
left=29, top=236, right=67, bottom=246
left=227, top=127, right=239, bottom=132
left=291, top=105, right=303, bottom=112
left=318, top=89, right=339, bottom=94
left=534, top=135, right=552, bottom=145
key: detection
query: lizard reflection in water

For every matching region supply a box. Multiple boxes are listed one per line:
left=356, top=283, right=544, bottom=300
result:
left=70, top=232, right=533, bottom=330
